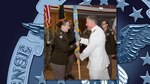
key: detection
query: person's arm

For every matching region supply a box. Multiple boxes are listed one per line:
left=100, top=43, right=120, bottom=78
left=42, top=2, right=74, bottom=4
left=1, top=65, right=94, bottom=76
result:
left=79, top=35, right=97, bottom=61
left=109, top=30, right=116, bottom=52
left=80, top=30, right=106, bottom=61
left=80, top=37, right=89, bottom=45
left=56, top=35, right=77, bottom=52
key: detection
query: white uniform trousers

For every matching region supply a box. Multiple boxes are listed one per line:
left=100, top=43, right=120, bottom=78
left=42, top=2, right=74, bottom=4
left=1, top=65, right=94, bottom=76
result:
left=89, top=68, right=110, bottom=80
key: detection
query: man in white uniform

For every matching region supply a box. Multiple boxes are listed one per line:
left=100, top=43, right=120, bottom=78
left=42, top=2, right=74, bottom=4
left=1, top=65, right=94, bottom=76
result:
left=77, top=16, right=110, bottom=79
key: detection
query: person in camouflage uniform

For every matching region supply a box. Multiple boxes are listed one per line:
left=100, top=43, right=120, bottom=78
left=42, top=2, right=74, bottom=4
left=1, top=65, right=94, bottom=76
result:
left=101, top=20, right=116, bottom=79
left=44, top=27, right=53, bottom=70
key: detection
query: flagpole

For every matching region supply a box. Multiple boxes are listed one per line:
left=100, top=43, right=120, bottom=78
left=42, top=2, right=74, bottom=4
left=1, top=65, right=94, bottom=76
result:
left=73, top=5, right=81, bottom=79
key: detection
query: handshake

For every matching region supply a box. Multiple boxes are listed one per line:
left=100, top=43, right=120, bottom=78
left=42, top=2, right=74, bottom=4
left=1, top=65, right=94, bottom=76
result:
left=74, top=35, right=89, bottom=59
left=75, top=42, right=80, bottom=46
left=75, top=35, right=81, bottom=46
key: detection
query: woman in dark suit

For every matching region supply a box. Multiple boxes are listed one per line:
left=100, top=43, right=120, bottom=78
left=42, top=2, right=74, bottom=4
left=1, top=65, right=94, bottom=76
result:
left=50, top=19, right=78, bottom=80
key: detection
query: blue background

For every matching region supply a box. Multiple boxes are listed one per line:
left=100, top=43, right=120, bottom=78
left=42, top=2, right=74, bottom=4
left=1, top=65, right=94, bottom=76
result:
left=0, top=0, right=38, bottom=83
left=0, top=0, right=150, bottom=84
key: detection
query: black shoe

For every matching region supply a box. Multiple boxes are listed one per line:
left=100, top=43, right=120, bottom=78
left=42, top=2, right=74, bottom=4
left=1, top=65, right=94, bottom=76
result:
left=67, top=74, right=75, bottom=80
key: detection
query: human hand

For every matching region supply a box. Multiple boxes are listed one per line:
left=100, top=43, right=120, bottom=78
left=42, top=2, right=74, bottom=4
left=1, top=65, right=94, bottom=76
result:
left=78, top=35, right=81, bottom=41
left=75, top=53, right=80, bottom=58
left=75, top=42, right=79, bottom=46
left=47, top=41, right=51, bottom=44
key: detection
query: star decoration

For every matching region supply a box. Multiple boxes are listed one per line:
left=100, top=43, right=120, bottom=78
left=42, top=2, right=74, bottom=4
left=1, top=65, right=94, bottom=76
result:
left=140, top=71, right=150, bottom=84
left=81, top=80, right=90, bottom=84
left=117, top=0, right=129, bottom=11
left=57, top=80, right=65, bottom=84
left=140, top=52, right=150, bottom=66
left=100, top=0, right=109, bottom=5
left=79, top=0, right=92, bottom=5
left=35, top=71, right=46, bottom=84
left=129, top=7, right=143, bottom=22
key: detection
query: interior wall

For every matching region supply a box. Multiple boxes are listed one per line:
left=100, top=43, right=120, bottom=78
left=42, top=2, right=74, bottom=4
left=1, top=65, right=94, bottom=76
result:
left=47, top=9, right=116, bottom=37
left=49, top=10, right=73, bottom=38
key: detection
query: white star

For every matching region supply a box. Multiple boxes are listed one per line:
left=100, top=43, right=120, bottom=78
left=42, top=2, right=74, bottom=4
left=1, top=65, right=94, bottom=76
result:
left=140, top=71, right=150, bottom=84
left=57, top=80, right=65, bottom=84
left=35, top=71, right=46, bottom=84
left=79, top=0, right=92, bottom=5
left=140, top=52, right=150, bottom=66
left=117, top=0, right=129, bottom=11
left=129, top=7, right=143, bottom=22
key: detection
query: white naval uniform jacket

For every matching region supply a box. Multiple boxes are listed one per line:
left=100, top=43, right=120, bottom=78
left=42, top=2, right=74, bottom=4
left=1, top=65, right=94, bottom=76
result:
left=80, top=25, right=110, bottom=71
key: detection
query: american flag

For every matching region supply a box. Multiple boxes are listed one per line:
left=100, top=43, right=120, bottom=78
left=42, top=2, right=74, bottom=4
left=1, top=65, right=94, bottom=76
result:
left=44, top=5, right=51, bottom=28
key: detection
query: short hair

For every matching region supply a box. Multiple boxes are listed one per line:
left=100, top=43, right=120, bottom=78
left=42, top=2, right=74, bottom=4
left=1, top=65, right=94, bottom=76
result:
left=56, top=19, right=69, bottom=28
left=86, top=15, right=98, bottom=24
left=102, top=20, right=109, bottom=25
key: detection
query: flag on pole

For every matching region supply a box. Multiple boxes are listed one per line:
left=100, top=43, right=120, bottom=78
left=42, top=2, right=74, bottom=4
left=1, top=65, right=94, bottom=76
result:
left=73, top=5, right=80, bottom=53
left=44, top=5, right=51, bottom=28
left=112, top=17, right=117, bottom=41
left=112, top=17, right=116, bottom=33
left=73, top=5, right=81, bottom=79
left=58, top=5, right=65, bottom=21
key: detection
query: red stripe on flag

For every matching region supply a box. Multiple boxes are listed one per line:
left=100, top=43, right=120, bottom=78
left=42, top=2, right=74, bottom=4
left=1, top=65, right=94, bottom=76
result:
left=44, top=5, right=51, bottom=28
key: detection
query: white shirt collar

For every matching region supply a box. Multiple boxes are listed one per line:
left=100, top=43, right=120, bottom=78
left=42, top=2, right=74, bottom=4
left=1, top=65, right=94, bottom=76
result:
left=91, top=25, right=98, bottom=32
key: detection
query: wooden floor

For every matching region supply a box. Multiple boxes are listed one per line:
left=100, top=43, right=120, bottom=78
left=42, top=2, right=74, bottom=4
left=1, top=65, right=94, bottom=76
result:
left=44, top=58, right=116, bottom=80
